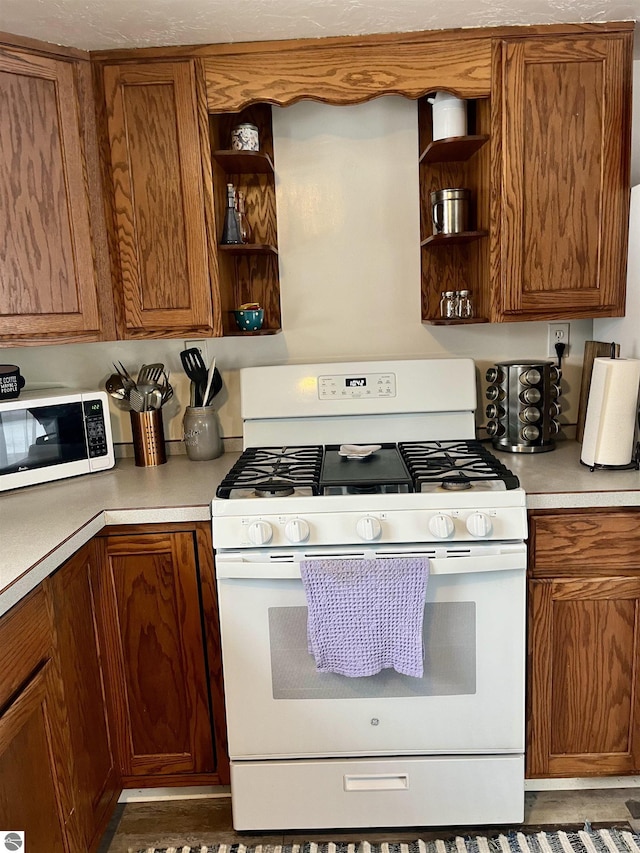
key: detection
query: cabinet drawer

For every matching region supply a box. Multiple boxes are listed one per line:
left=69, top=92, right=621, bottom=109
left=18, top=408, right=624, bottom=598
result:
left=529, top=510, right=640, bottom=576
left=0, top=588, right=51, bottom=709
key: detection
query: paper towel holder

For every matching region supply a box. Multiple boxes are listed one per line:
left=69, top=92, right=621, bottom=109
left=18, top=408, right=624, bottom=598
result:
left=580, top=341, right=640, bottom=472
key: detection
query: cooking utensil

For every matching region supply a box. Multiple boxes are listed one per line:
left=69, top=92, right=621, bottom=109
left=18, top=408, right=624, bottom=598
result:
left=113, top=362, right=136, bottom=392
left=137, top=363, right=165, bottom=386
left=206, top=368, right=223, bottom=405
left=105, top=373, right=128, bottom=401
left=128, top=386, right=146, bottom=412
left=202, top=357, right=217, bottom=409
left=180, top=348, right=208, bottom=405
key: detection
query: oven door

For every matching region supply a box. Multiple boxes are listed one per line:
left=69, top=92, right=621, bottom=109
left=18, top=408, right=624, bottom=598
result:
left=216, top=542, right=526, bottom=760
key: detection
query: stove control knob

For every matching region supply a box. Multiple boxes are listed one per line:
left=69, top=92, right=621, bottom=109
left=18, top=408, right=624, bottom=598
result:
left=356, top=516, right=382, bottom=541
left=466, top=512, right=492, bottom=538
left=247, top=520, right=273, bottom=545
left=428, top=513, right=455, bottom=539
left=285, top=518, right=310, bottom=544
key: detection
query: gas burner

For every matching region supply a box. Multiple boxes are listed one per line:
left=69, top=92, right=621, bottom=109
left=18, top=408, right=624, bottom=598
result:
left=216, top=445, right=323, bottom=499
left=255, top=485, right=295, bottom=498
left=441, top=478, right=472, bottom=491
left=399, top=440, right=520, bottom=491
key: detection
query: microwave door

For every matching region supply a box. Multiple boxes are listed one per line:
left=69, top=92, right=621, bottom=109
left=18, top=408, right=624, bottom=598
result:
left=0, top=404, right=87, bottom=474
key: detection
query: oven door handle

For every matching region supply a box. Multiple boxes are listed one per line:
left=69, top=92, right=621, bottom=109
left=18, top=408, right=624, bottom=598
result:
left=215, top=549, right=526, bottom=579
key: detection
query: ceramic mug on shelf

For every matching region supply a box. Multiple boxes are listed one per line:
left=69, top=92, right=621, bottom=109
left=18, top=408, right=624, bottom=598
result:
left=0, top=365, right=25, bottom=400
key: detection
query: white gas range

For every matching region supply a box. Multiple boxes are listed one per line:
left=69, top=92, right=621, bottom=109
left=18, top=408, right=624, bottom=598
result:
left=212, top=358, right=527, bottom=831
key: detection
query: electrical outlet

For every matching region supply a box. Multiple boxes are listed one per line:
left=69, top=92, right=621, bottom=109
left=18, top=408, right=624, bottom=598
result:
left=547, top=323, right=570, bottom=358
left=184, top=339, right=208, bottom=361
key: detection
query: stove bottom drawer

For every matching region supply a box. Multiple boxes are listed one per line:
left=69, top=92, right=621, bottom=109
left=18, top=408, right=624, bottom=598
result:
left=230, top=753, right=524, bottom=830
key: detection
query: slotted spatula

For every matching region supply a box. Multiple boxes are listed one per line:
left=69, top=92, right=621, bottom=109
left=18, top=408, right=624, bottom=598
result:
left=180, top=348, right=208, bottom=405
left=137, top=363, right=165, bottom=386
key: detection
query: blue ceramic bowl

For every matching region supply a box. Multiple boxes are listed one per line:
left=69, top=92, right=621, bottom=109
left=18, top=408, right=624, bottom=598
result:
left=233, top=308, right=264, bottom=332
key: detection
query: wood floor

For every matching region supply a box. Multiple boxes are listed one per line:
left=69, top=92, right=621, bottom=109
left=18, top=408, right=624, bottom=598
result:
left=99, top=789, right=640, bottom=853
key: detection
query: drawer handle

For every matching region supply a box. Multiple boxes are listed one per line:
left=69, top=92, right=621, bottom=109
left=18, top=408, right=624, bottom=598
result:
left=344, top=773, right=409, bottom=792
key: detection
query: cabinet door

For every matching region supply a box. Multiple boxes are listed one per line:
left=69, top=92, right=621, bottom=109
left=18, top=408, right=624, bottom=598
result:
left=48, top=544, right=119, bottom=851
left=93, top=528, right=217, bottom=783
left=498, top=33, right=632, bottom=321
left=0, top=48, right=107, bottom=342
left=0, top=661, right=76, bottom=852
left=528, top=575, right=640, bottom=777
left=102, top=60, right=221, bottom=338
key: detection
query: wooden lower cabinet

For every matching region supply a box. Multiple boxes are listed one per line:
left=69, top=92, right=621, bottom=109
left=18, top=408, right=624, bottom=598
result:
left=46, top=543, right=120, bottom=851
left=0, top=589, right=81, bottom=851
left=527, top=508, right=640, bottom=777
left=93, top=522, right=229, bottom=787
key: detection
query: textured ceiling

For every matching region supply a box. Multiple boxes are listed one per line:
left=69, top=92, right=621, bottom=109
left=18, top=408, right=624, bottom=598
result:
left=1, top=0, right=639, bottom=51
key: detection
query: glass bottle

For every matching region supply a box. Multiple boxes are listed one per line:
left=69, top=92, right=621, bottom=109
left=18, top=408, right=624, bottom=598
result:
left=442, top=290, right=456, bottom=319
left=235, top=191, right=250, bottom=243
left=457, top=289, right=473, bottom=319
left=221, top=183, right=243, bottom=245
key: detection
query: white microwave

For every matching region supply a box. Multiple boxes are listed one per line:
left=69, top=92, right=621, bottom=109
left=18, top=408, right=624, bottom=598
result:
left=0, top=389, right=115, bottom=492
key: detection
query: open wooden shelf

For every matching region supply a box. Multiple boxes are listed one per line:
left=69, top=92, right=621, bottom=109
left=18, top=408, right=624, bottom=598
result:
left=218, top=243, right=278, bottom=255
left=421, top=230, right=488, bottom=248
left=212, top=150, right=275, bottom=174
left=426, top=316, right=488, bottom=326
left=225, top=327, right=281, bottom=337
left=419, top=134, right=489, bottom=164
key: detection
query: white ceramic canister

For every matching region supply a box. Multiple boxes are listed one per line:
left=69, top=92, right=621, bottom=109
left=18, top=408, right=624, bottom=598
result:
left=231, top=123, right=259, bottom=151
left=183, top=407, right=223, bottom=461
left=428, top=92, right=467, bottom=141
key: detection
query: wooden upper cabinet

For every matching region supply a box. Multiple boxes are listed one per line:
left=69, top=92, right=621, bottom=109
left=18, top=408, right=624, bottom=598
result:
left=0, top=47, right=113, bottom=344
left=496, top=32, right=633, bottom=321
left=101, top=60, right=222, bottom=338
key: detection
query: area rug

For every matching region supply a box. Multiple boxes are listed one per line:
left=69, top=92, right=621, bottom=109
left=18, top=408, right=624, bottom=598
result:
left=136, top=828, right=640, bottom=853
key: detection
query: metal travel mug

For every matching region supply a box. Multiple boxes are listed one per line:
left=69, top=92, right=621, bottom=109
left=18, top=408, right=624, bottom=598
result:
left=430, top=188, right=471, bottom=235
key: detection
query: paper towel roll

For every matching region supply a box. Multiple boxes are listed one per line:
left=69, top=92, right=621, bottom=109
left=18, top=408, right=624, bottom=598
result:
left=581, top=357, right=640, bottom=467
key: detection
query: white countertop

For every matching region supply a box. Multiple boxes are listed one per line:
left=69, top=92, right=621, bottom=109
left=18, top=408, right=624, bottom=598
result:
left=492, top=440, right=640, bottom=508
left=0, top=452, right=239, bottom=617
left=1, top=440, right=639, bottom=618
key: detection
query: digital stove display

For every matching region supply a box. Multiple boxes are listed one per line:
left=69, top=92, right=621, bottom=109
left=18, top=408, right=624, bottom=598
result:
left=345, top=377, right=366, bottom=387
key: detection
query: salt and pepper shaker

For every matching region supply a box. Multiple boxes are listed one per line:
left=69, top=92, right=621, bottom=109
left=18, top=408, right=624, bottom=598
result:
left=439, top=289, right=474, bottom=319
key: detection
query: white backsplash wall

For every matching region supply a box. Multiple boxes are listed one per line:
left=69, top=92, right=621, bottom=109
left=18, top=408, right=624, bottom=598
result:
left=2, top=95, right=594, bottom=446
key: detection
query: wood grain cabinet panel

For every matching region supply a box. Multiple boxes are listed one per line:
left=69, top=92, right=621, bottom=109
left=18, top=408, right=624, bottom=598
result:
left=0, top=589, right=81, bottom=851
left=101, top=60, right=221, bottom=338
left=0, top=47, right=112, bottom=343
left=527, top=508, right=640, bottom=778
left=93, top=524, right=228, bottom=786
left=496, top=33, right=632, bottom=321
left=47, top=544, right=120, bottom=851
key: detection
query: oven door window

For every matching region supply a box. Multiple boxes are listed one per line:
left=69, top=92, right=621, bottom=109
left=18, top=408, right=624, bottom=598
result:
left=217, top=568, right=525, bottom=759
left=269, top=601, right=476, bottom=699
left=0, top=404, right=87, bottom=474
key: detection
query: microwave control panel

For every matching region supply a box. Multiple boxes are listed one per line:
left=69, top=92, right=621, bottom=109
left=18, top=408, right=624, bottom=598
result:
left=83, top=399, right=109, bottom=457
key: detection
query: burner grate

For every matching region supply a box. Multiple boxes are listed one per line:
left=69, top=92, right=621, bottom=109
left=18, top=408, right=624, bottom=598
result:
left=399, top=440, right=520, bottom=491
left=216, top=445, right=323, bottom=498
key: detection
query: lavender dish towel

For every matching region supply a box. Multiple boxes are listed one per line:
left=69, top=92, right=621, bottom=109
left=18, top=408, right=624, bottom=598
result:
left=300, top=557, right=429, bottom=678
